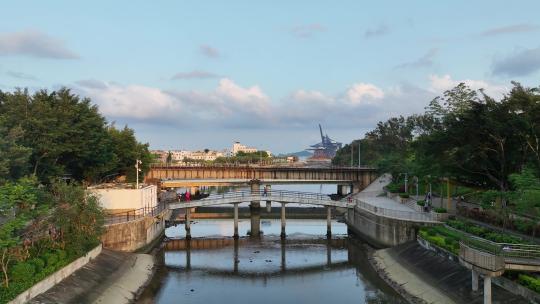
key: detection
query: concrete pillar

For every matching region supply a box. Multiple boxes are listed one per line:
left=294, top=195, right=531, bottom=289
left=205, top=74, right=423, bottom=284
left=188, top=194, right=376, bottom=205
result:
left=265, top=185, right=271, bottom=212
left=326, top=206, right=332, bottom=238
left=233, top=238, right=239, bottom=273
left=484, top=276, right=492, bottom=304
left=337, top=185, right=343, bottom=196
left=472, top=269, right=479, bottom=291
left=233, top=203, right=239, bottom=239
left=326, top=239, right=332, bottom=266
left=281, top=202, right=286, bottom=238
left=281, top=239, right=286, bottom=272
left=185, top=208, right=191, bottom=240
left=250, top=182, right=261, bottom=237
left=186, top=239, right=191, bottom=270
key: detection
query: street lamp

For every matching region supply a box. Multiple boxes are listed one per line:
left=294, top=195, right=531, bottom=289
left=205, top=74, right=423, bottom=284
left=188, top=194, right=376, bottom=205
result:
left=135, top=159, right=142, bottom=189
left=399, top=173, right=409, bottom=193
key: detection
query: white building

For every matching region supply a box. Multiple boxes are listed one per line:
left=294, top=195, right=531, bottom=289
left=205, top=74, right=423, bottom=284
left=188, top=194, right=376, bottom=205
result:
left=232, top=142, right=258, bottom=155
left=89, top=184, right=158, bottom=211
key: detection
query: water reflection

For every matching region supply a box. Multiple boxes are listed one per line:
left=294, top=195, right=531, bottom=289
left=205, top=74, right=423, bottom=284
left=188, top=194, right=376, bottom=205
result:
left=139, top=233, right=404, bottom=304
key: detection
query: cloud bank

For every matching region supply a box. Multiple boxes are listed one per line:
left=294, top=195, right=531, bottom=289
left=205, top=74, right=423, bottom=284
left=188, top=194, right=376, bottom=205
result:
left=0, top=30, right=79, bottom=59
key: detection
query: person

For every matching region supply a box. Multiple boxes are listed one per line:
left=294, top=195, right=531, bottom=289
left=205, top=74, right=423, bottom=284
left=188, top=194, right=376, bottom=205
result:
left=263, top=186, right=268, bottom=196
left=185, top=191, right=191, bottom=202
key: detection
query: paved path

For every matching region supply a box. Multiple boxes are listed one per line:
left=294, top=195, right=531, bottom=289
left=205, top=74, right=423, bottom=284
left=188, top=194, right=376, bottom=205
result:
left=353, top=174, right=416, bottom=212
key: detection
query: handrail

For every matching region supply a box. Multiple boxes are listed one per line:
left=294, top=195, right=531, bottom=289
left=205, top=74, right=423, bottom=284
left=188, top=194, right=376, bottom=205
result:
left=172, top=190, right=440, bottom=223
left=149, top=164, right=376, bottom=170
left=104, top=202, right=167, bottom=225
left=461, top=235, right=540, bottom=260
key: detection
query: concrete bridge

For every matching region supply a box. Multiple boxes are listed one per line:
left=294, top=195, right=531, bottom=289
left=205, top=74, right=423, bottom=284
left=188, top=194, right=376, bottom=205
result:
left=169, top=188, right=440, bottom=240
left=459, top=236, right=540, bottom=304
left=146, top=165, right=378, bottom=192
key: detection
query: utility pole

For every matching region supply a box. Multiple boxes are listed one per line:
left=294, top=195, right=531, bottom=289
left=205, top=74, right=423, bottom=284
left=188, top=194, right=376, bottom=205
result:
left=135, top=159, right=142, bottom=189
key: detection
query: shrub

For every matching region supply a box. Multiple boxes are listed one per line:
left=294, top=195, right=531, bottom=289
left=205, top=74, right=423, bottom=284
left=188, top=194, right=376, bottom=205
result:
left=518, top=274, right=540, bottom=293
left=416, top=200, right=426, bottom=206
left=434, top=207, right=447, bottom=213
left=399, top=193, right=410, bottom=198
left=29, top=258, right=45, bottom=273
left=10, top=262, right=36, bottom=283
left=386, top=184, right=400, bottom=193
left=43, top=252, right=59, bottom=267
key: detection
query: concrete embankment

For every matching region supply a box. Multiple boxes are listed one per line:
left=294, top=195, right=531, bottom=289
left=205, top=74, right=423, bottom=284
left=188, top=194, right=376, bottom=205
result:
left=370, top=241, right=528, bottom=304
left=29, top=250, right=154, bottom=304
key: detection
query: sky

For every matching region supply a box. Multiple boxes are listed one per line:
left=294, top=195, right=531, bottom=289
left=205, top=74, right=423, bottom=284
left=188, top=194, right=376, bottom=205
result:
left=1, top=1, right=540, bottom=154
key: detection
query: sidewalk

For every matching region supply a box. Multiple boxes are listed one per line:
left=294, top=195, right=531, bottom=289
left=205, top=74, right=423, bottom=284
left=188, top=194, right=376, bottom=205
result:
left=353, top=174, right=417, bottom=212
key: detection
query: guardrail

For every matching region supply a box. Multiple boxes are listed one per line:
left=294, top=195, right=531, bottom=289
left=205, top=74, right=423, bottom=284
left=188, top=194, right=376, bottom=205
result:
left=104, top=202, right=167, bottom=225
left=461, top=235, right=540, bottom=260
left=169, top=190, right=440, bottom=223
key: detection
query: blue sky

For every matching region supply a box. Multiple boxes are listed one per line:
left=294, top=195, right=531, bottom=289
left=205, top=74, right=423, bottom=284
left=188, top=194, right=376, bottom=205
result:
left=1, top=1, right=540, bottom=153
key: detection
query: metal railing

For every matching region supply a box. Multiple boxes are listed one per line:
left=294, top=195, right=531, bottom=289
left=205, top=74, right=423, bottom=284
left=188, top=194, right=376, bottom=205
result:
left=461, top=235, right=540, bottom=260
left=104, top=202, right=167, bottom=225
left=170, top=189, right=439, bottom=223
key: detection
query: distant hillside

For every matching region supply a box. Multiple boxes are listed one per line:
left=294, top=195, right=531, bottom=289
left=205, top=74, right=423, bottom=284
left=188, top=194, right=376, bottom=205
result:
left=277, top=150, right=313, bottom=157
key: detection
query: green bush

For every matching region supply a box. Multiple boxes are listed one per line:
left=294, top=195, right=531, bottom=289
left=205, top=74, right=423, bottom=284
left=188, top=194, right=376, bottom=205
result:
left=399, top=193, right=410, bottom=198
left=416, top=200, right=425, bottom=206
left=43, top=252, right=59, bottom=267
left=434, top=207, right=447, bottom=213
left=518, top=274, right=540, bottom=293
left=10, top=262, right=36, bottom=283
left=29, top=258, right=45, bottom=273
left=386, top=183, right=400, bottom=193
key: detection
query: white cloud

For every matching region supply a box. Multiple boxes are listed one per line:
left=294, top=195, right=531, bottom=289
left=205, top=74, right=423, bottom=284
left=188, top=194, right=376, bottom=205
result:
left=291, top=90, right=334, bottom=104
left=77, top=82, right=180, bottom=121
left=0, top=30, right=79, bottom=59
left=429, top=74, right=508, bottom=98
left=346, top=83, right=385, bottom=105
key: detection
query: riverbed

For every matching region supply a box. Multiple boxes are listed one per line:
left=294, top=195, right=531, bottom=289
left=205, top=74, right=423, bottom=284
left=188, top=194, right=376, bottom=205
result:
left=137, top=219, right=404, bottom=304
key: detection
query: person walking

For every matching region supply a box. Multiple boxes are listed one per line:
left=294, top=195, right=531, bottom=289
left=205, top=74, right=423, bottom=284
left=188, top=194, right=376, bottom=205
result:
left=185, top=191, right=191, bottom=202
left=263, top=185, right=268, bottom=197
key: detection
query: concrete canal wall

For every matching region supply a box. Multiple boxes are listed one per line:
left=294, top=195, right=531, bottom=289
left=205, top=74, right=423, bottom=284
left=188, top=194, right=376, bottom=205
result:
left=101, top=209, right=171, bottom=252
left=345, top=205, right=420, bottom=247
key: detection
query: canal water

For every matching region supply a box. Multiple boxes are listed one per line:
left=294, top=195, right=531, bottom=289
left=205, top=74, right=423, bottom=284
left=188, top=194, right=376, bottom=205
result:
left=138, top=219, right=405, bottom=304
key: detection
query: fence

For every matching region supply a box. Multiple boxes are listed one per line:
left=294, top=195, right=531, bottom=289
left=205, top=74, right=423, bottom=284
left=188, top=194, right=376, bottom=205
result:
left=461, top=235, right=540, bottom=260
left=104, top=202, right=167, bottom=225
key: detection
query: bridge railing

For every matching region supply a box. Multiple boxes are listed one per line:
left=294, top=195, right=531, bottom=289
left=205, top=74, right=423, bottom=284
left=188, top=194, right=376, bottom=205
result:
left=104, top=202, right=167, bottom=225
left=198, top=190, right=336, bottom=203
left=175, top=190, right=439, bottom=222
left=352, top=198, right=436, bottom=222
left=461, top=235, right=540, bottom=260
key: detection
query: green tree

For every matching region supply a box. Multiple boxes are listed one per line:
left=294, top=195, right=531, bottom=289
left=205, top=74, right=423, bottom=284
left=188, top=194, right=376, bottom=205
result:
left=107, top=125, right=152, bottom=182
left=0, top=121, right=31, bottom=182
left=50, top=182, right=104, bottom=255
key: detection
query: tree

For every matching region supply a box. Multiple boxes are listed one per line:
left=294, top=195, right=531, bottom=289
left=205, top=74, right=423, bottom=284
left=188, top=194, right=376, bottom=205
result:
left=0, top=121, right=31, bottom=182
left=50, top=182, right=103, bottom=256
left=107, top=125, right=152, bottom=182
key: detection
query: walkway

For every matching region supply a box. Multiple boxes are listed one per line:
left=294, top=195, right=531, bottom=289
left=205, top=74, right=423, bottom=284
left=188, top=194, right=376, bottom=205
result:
left=353, top=174, right=422, bottom=213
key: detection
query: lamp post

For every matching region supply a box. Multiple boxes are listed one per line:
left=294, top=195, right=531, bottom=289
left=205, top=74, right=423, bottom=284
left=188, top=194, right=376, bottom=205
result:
left=358, top=142, right=361, bottom=168
left=135, top=159, right=142, bottom=189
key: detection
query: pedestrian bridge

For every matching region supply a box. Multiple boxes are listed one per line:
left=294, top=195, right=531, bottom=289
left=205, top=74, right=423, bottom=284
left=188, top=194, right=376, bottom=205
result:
left=459, top=236, right=540, bottom=303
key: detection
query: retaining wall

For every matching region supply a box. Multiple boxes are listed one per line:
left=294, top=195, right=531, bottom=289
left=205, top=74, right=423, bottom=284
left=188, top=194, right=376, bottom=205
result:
left=345, top=206, right=422, bottom=247
left=9, top=245, right=102, bottom=304
left=101, top=209, right=171, bottom=252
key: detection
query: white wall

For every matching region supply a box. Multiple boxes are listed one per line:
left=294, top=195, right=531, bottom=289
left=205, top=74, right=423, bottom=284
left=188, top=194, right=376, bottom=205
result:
left=91, top=185, right=157, bottom=210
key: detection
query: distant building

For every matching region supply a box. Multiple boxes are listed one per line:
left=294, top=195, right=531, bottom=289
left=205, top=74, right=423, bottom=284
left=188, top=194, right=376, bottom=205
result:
left=232, top=141, right=258, bottom=155
left=307, top=124, right=342, bottom=160
left=151, top=150, right=169, bottom=163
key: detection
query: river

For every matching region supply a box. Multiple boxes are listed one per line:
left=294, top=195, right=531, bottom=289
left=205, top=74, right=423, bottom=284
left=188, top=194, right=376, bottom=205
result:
left=138, top=218, right=404, bottom=304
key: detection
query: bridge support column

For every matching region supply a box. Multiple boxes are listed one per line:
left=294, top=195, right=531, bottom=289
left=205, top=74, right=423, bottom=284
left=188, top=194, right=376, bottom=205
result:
left=337, top=185, right=343, bottom=196
left=266, top=185, right=271, bottom=212
left=185, top=208, right=191, bottom=240
left=281, top=202, right=286, bottom=238
left=250, top=182, right=261, bottom=237
left=484, top=276, right=492, bottom=304
left=471, top=269, right=479, bottom=291
left=326, top=206, right=332, bottom=238
left=233, top=203, right=239, bottom=239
